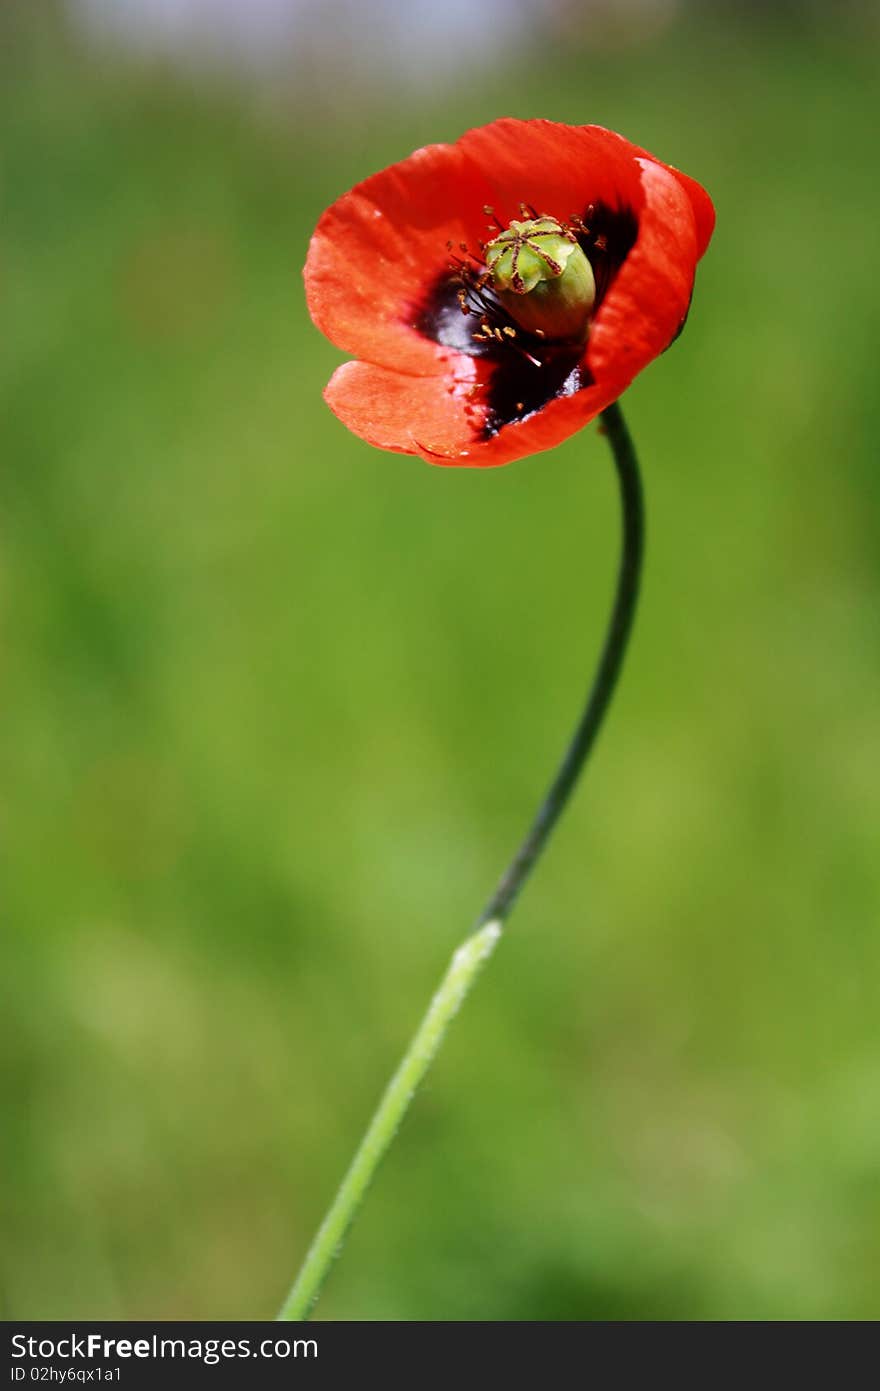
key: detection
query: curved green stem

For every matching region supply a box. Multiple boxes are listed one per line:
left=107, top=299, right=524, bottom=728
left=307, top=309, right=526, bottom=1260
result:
left=277, top=399, right=644, bottom=1321
left=476, top=399, right=644, bottom=926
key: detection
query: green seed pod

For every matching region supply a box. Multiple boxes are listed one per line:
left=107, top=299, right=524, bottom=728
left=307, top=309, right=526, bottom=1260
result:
left=486, top=216, right=596, bottom=343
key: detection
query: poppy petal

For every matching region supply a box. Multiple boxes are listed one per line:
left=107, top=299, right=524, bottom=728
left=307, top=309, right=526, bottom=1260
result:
left=304, top=142, right=491, bottom=376
left=632, top=143, right=716, bottom=259
left=323, top=356, right=628, bottom=468
left=324, top=358, right=481, bottom=460
left=587, top=156, right=701, bottom=385
left=456, top=118, right=646, bottom=230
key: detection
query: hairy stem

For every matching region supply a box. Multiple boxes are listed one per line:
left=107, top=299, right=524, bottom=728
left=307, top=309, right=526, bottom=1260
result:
left=278, top=399, right=644, bottom=1320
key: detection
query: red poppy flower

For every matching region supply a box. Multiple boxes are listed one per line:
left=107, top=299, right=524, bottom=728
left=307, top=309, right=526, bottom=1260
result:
left=305, top=119, right=714, bottom=468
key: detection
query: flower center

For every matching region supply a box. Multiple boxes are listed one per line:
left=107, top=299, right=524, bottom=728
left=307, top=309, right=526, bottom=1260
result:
left=485, top=214, right=595, bottom=343
left=441, top=206, right=601, bottom=368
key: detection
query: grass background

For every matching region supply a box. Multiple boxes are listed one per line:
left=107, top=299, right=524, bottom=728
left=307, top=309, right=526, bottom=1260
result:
left=2, top=2, right=879, bottom=1319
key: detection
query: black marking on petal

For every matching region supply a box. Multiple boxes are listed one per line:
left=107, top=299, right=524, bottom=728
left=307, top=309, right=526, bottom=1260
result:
left=577, top=201, right=639, bottom=307
left=413, top=269, right=594, bottom=439
left=414, top=270, right=506, bottom=358
left=482, top=347, right=592, bottom=438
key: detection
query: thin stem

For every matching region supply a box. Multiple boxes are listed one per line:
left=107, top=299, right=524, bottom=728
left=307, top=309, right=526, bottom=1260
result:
left=277, top=400, right=644, bottom=1321
left=277, top=921, right=502, bottom=1321
left=476, top=398, right=644, bottom=927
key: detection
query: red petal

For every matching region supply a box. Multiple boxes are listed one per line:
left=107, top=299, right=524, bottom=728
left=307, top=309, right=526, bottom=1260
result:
left=631, top=141, right=715, bottom=259
left=304, top=142, right=491, bottom=376
left=323, top=356, right=629, bottom=468
left=456, top=119, right=646, bottom=228
left=324, top=360, right=481, bottom=460
left=458, top=118, right=713, bottom=263
left=586, top=157, right=701, bottom=386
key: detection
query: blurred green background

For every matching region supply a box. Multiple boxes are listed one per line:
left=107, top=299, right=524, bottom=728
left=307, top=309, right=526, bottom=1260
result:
left=2, top=0, right=879, bottom=1321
